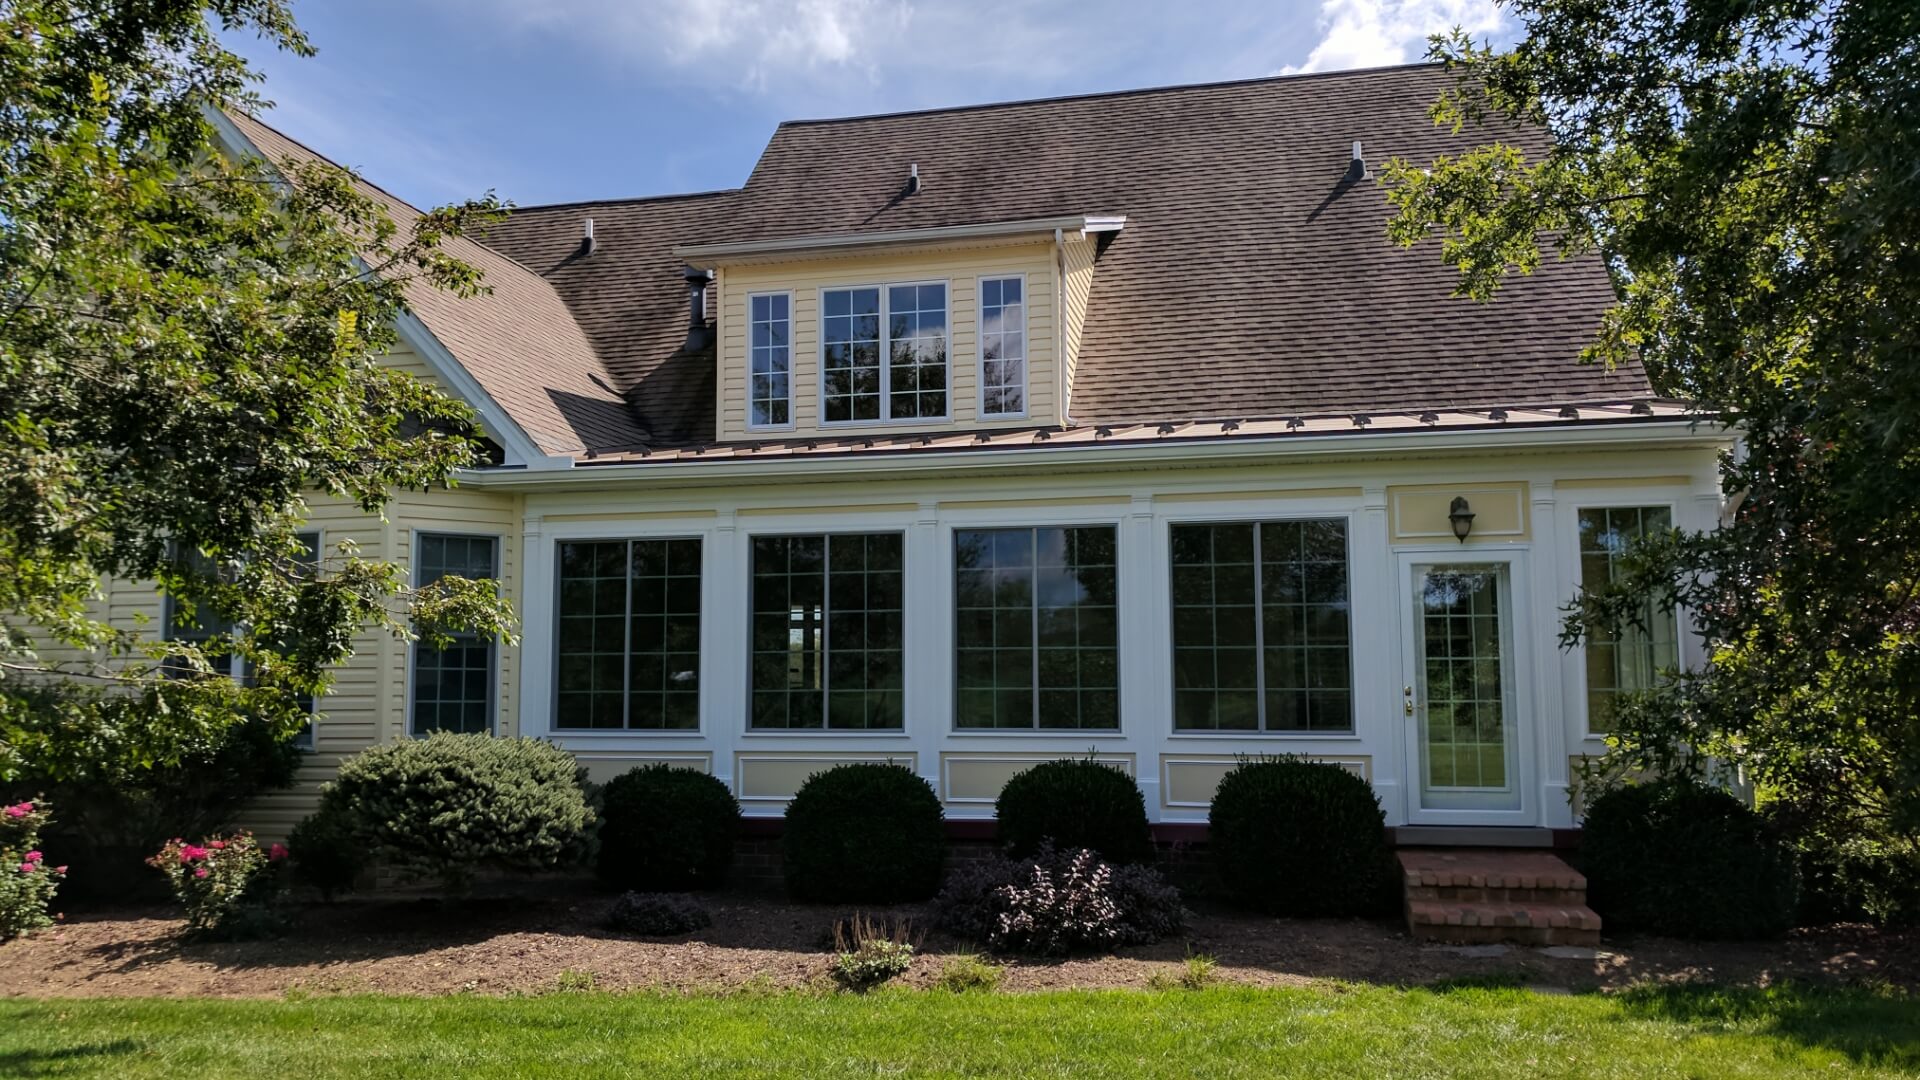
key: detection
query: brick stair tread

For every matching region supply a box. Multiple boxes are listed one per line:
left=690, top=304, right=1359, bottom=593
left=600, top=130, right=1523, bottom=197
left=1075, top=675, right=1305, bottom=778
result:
left=1396, top=848, right=1586, bottom=891
left=1407, top=899, right=1602, bottom=931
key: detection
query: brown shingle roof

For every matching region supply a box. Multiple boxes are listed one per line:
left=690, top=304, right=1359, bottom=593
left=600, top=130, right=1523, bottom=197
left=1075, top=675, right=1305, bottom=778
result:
left=222, top=110, right=648, bottom=456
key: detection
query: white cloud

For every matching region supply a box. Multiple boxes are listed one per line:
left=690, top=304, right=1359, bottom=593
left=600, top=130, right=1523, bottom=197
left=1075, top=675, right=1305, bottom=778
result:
left=1283, top=0, right=1507, bottom=74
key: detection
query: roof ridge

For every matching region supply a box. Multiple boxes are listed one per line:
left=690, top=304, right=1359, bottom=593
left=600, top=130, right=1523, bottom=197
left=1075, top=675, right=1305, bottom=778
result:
left=774, top=61, right=1444, bottom=129
left=504, top=188, right=742, bottom=215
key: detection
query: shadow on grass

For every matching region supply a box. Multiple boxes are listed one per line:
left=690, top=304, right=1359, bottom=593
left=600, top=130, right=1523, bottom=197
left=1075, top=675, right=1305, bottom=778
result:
left=1616, top=982, right=1920, bottom=1068
left=0, top=1040, right=142, bottom=1076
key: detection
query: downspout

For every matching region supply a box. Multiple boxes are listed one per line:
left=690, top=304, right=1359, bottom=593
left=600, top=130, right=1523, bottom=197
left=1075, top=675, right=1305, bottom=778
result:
left=1054, top=227, right=1072, bottom=425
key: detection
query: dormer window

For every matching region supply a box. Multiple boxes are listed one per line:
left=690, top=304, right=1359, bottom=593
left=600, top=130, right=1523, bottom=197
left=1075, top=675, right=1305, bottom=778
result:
left=822, top=282, right=948, bottom=423
left=979, top=276, right=1026, bottom=417
left=749, top=293, right=792, bottom=428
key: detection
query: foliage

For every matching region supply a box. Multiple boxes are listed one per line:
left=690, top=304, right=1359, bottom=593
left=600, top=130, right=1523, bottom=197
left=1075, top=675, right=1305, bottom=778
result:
left=605, top=892, right=712, bottom=937
left=287, top=810, right=361, bottom=901
left=1767, top=803, right=1920, bottom=929
left=782, top=764, right=945, bottom=903
left=0, top=799, right=66, bottom=940
left=932, top=953, right=1003, bottom=993
left=934, top=844, right=1187, bottom=957
left=1383, top=1, right=1920, bottom=850
left=147, top=831, right=286, bottom=939
left=596, top=765, right=739, bottom=892
left=1148, top=952, right=1220, bottom=992
left=316, top=734, right=593, bottom=893
left=994, top=756, right=1153, bottom=864
left=0, top=0, right=518, bottom=786
left=1208, top=758, right=1393, bottom=917
left=1582, top=779, right=1797, bottom=939
left=830, top=913, right=920, bottom=990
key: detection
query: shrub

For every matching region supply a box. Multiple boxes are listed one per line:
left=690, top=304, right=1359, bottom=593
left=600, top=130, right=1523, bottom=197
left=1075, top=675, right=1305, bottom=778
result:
left=830, top=913, right=920, bottom=990
left=288, top=810, right=362, bottom=901
left=606, top=892, right=712, bottom=936
left=597, top=764, right=740, bottom=892
left=933, top=953, right=1003, bottom=993
left=783, top=763, right=944, bottom=903
left=1148, top=952, right=1219, bottom=991
left=147, top=831, right=287, bottom=939
left=1, top=799, right=66, bottom=941
left=1208, top=758, right=1394, bottom=917
left=1768, top=804, right=1920, bottom=929
left=318, top=733, right=594, bottom=892
left=994, top=757, right=1153, bottom=864
left=934, top=844, right=1187, bottom=956
left=1582, top=778, right=1798, bottom=939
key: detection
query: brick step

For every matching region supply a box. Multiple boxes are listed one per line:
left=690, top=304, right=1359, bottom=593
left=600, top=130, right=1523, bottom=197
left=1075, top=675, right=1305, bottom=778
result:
left=1406, top=899, right=1602, bottom=947
left=1404, top=883, right=1590, bottom=906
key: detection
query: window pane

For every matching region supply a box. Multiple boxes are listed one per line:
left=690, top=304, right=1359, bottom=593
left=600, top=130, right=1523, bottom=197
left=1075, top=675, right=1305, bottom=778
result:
left=955, top=525, right=1119, bottom=730
left=979, top=276, right=1026, bottom=416
left=750, top=533, right=904, bottom=730
left=1577, top=506, right=1678, bottom=733
left=822, top=288, right=881, bottom=422
left=411, top=535, right=498, bottom=735
left=888, top=282, right=947, bottom=420
left=628, top=538, right=702, bottom=730
left=749, top=293, right=791, bottom=427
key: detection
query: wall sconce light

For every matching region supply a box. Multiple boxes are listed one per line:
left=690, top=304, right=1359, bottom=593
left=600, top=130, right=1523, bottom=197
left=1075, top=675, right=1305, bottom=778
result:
left=1448, top=496, right=1476, bottom=542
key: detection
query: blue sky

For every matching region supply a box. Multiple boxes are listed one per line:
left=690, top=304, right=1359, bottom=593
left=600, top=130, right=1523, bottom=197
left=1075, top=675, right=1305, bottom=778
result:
left=228, top=0, right=1508, bottom=210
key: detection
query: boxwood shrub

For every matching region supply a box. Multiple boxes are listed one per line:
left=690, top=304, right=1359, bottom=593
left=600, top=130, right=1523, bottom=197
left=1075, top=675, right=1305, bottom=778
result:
left=1582, top=778, right=1797, bottom=939
left=782, top=763, right=944, bottom=903
left=318, top=733, right=594, bottom=892
left=1208, top=757, right=1393, bottom=917
left=597, top=764, right=740, bottom=892
left=994, top=757, right=1153, bottom=864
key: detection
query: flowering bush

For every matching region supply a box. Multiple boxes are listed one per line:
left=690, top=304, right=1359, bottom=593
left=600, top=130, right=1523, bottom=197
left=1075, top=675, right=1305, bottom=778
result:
left=147, top=831, right=288, bottom=939
left=1, top=799, right=66, bottom=941
left=935, top=844, right=1187, bottom=957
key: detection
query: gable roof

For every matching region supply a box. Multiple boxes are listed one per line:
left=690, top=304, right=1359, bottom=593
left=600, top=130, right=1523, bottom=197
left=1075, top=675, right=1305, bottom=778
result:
left=220, top=110, right=648, bottom=457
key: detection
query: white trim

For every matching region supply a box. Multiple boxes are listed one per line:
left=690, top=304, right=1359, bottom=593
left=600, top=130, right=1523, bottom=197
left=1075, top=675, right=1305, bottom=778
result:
left=674, top=215, right=1111, bottom=260
left=744, top=290, right=797, bottom=432
left=976, top=273, right=1030, bottom=420
left=549, top=534, right=709, bottom=737
left=816, top=279, right=953, bottom=427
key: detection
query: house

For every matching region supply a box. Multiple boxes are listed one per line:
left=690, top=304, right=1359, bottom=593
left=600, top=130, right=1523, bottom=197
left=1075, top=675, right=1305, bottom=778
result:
left=179, top=63, right=1718, bottom=843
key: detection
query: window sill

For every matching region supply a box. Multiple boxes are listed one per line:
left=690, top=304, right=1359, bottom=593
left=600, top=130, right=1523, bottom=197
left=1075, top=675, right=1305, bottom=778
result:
left=549, top=729, right=707, bottom=738
left=1165, top=731, right=1364, bottom=741
left=740, top=729, right=912, bottom=738
left=817, top=416, right=955, bottom=430
left=948, top=728, right=1127, bottom=738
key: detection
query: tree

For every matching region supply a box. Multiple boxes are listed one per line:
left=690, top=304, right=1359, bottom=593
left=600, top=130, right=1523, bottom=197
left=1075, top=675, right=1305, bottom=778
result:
left=1383, top=1, right=1920, bottom=842
left=0, top=0, right=516, bottom=785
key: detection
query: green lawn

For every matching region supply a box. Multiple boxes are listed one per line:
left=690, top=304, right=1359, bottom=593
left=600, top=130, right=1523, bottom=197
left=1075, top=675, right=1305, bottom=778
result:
left=1, top=983, right=1915, bottom=1079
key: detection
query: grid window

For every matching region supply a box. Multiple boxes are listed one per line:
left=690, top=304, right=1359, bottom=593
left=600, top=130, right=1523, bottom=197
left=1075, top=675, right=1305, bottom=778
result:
left=411, top=534, right=498, bottom=735
left=1170, top=520, right=1352, bottom=732
left=822, top=283, right=948, bottom=423
left=1419, top=568, right=1507, bottom=788
left=750, top=533, right=904, bottom=730
left=749, top=293, right=791, bottom=427
left=555, top=538, right=702, bottom=730
left=979, top=277, right=1026, bottom=416
left=1577, top=506, right=1679, bottom=732
left=955, top=525, right=1118, bottom=730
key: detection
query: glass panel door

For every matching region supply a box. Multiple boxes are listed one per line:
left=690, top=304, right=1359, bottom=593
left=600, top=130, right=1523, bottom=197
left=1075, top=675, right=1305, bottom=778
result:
left=1412, top=564, right=1521, bottom=812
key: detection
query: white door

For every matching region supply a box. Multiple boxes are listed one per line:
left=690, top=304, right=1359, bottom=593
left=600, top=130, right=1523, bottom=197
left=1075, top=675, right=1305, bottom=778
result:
left=1400, top=555, right=1535, bottom=825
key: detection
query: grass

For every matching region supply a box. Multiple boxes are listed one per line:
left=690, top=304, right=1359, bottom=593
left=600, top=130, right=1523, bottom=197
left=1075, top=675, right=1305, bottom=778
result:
left=1, top=983, right=1916, bottom=1078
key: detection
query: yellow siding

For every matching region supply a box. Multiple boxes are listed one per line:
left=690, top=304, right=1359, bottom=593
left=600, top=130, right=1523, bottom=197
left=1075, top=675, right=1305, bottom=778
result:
left=715, top=243, right=1059, bottom=440
left=1060, top=234, right=1096, bottom=422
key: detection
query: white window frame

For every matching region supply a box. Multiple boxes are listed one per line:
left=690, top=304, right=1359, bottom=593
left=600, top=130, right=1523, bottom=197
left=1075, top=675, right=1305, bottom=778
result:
left=407, top=531, right=502, bottom=738
left=290, top=529, right=322, bottom=749
left=976, top=273, right=1029, bottom=420
left=1569, top=501, right=1682, bottom=739
left=550, top=534, right=706, bottom=734
left=746, top=290, right=795, bottom=432
left=816, top=278, right=952, bottom=427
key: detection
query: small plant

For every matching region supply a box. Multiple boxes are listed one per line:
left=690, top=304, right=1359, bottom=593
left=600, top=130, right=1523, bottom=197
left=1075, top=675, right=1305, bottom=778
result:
left=597, top=764, right=740, bottom=892
left=1174, top=952, right=1220, bottom=990
left=830, top=912, right=921, bottom=990
left=995, top=756, right=1154, bottom=864
left=553, top=969, right=598, bottom=993
left=605, top=891, right=713, bottom=936
left=287, top=810, right=361, bottom=900
left=1, top=799, right=67, bottom=941
left=147, top=831, right=288, bottom=939
left=783, top=763, right=945, bottom=903
left=934, top=953, right=1004, bottom=993
left=1208, top=757, right=1395, bottom=917
left=936, top=843, right=1187, bottom=956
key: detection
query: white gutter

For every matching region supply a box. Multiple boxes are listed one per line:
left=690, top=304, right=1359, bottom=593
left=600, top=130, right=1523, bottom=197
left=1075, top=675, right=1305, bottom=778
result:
left=459, top=418, right=1725, bottom=491
left=673, top=215, right=1115, bottom=260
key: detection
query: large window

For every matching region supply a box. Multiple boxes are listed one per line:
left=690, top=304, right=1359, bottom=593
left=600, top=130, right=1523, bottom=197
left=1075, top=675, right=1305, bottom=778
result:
left=1577, top=506, right=1679, bottom=732
left=979, top=276, right=1026, bottom=417
left=748, top=293, right=791, bottom=428
left=1170, top=519, right=1352, bottom=732
left=411, top=533, right=498, bottom=736
left=955, top=525, right=1118, bottom=730
left=750, top=533, right=904, bottom=730
left=555, top=538, right=702, bottom=730
left=821, top=283, right=948, bottom=423
left=163, top=546, right=236, bottom=680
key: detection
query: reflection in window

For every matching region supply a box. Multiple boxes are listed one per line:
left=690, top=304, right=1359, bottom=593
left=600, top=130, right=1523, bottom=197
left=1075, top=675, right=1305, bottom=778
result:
left=980, top=276, right=1026, bottom=417
left=411, top=534, right=498, bottom=735
left=1577, top=506, right=1678, bottom=732
left=1170, top=520, right=1352, bottom=732
left=822, top=284, right=947, bottom=422
left=750, top=533, right=904, bottom=730
left=555, top=538, right=702, bottom=730
left=955, top=525, right=1118, bottom=730
left=748, top=293, right=791, bottom=427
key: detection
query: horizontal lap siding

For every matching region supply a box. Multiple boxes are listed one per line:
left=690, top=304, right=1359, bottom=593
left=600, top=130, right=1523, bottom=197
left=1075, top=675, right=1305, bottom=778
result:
left=716, top=243, right=1058, bottom=440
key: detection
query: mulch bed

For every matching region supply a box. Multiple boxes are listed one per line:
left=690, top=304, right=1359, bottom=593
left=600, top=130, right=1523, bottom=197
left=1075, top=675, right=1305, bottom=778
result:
left=2, top=878, right=1913, bottom=999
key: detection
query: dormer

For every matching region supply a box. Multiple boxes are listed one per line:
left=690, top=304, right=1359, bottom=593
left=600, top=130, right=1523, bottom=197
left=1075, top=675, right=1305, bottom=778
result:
left=677, top=214, right=1121, bottom=442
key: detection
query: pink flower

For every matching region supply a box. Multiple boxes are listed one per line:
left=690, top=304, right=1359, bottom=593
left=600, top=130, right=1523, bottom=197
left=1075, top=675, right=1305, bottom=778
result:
left=178, top=844, right=208, bottom=863
left=193, top=867, right=208, bottom=879
left=4, top=802, right=29, bottom=819
left=268, top=843, right=289, bottom=862
left=209, top=840, right=226, bottom=850
left=54, top=866, right=67, bottom=875
left=25, top=851, right=41, bottom=863
left=17, top=863, right=34, bottom=873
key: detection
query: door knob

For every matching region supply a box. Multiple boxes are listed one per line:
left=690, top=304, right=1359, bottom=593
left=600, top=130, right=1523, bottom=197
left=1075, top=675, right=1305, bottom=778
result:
left=1403, top=685, right=1415, bottom=716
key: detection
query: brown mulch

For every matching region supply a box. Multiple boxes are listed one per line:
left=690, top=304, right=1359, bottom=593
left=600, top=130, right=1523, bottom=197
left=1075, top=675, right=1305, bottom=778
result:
left=1, top=878, right=1912, bottom=999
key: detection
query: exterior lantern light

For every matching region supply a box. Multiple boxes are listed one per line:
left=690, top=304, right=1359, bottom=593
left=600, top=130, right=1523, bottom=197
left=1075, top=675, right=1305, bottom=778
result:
left=1448, top=496, right=1476, bottom=542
